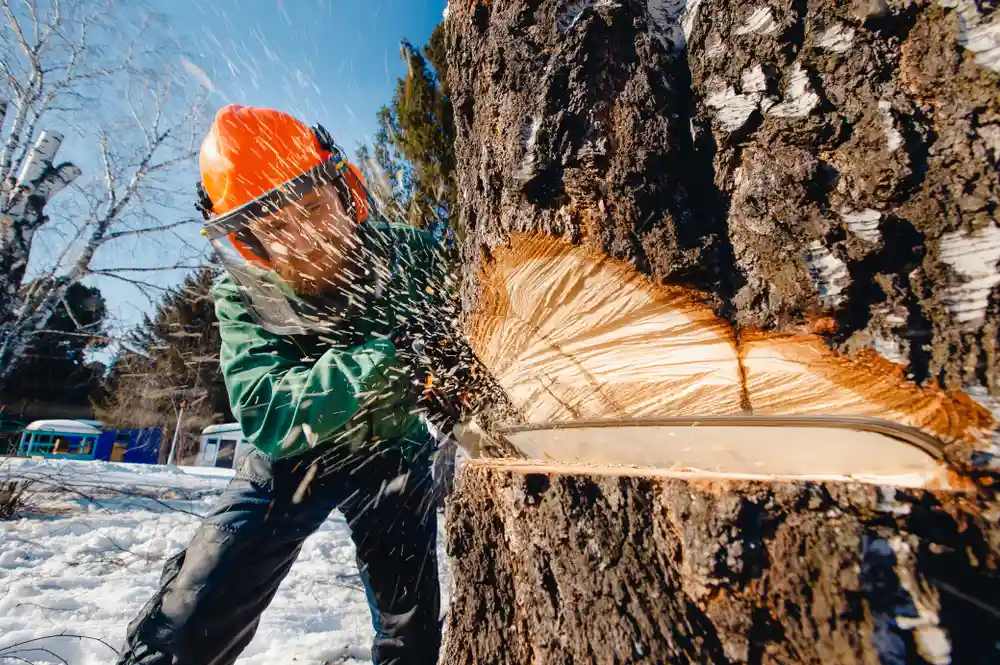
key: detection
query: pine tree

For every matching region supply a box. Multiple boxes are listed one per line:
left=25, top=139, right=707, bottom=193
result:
left=358, top=23, right=456, bottom=236
left=0, top=280, right=108, bottom=410
left=99, top=267, right=232, bottom=460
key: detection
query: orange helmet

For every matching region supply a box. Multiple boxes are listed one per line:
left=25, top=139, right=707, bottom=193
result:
left=197, top=104, right=371, bottom=265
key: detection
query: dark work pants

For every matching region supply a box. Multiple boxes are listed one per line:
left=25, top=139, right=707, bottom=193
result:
left=116, top=445, right=441, bottom=665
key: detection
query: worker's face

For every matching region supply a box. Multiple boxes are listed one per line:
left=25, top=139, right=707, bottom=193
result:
left=247, top=183, right=359, bottom=296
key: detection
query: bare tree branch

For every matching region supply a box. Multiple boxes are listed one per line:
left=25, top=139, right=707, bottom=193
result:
left=0, top=631, right=119, bottom=660
left=103, top=218, right=199, bottom=241
left=0, top=0, right=211, bottom=388
left=85, top=270, right=173, bottom=294
left=91, top=264, right=206, bottom=273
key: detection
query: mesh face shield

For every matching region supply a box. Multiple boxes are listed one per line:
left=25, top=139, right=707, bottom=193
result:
left=202, top=156, right=389, bottom=337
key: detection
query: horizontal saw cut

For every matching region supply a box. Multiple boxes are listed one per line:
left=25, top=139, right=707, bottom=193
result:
left=468, top=234, right=996, bottom=452
left=499, top=419, right=964, bottom=490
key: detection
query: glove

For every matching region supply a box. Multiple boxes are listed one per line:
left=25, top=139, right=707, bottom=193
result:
left=389, top=316, right=486, bottom=434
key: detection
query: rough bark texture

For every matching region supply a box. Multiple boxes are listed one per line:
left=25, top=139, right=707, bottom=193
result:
left=446, top=0, right=1000, bottom=407
left=443, top=0, right=1000, bottom=662
left=0, top=129, right=80, bottom=380
left=444, top=461, right=1000, bottom=665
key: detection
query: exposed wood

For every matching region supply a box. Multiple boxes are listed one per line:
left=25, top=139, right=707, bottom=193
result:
left=500, top=419, right=961, bottom=489
left=467, top=234, right=995, bottom=461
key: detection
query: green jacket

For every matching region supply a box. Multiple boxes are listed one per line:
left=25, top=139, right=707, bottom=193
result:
left=211, top=220, right=447, bottom=461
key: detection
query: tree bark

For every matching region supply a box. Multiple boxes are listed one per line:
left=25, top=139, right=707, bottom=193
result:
left=446, top=0, right=1000, bottom=406
left=442, top=0, right=1000, bottom=662
left=444, top=460, right=1000, bottom=665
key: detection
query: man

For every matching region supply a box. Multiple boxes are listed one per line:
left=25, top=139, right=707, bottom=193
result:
left=118, top=104, right=457, bottom=665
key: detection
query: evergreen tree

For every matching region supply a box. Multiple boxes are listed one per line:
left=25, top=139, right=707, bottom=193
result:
left=0, top=280, right=108, bottom=409
left=358, top=23, right=456, bottom=236
left=99, top=267, right=232, bottom=458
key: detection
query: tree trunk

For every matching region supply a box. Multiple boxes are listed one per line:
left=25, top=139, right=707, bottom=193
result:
left=444, top=460, right=1000, bottom=665
left=445, top=0, right=1000, bottom=407
left=0, top=129, right=80, bottom=381
left=442, top=0, right=1000, bottom=662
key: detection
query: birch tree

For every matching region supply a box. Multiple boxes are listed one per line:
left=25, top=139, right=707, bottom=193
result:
left=0, top=0, right=209, bottom=387
left=440, top=1, right=1000, bottom=662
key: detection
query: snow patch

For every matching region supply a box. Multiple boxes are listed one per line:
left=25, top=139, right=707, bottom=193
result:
left=766, top=62, right=820, bottom=118
left=937, top=0, right=1000, bottom=72
left=741, top=64, right=768, bottom=93
left=878, top=100, right=904, bottom=152
left=0, top=458, right=454, bottom=665
left=804, top=241, right=849, bottom=306
left=681, top=0, right=702, bottom=42
left=558, top=0, right=619, bottom=34
left=938, top=225, right=1000, bottom=324
left=840, top=207, right=882, bottom=242
left=816, top=23, right=856, bottom=54
left=705, top=86, right=761, bottom=132
left=647, top=0, right=688, bottom=50
left=645, top=0, right=704, bottom=51
left=735, top=6, right=779, bottom=36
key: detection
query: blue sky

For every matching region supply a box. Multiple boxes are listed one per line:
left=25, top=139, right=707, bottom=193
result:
left=27, top=0, right=447, bottom=347
left=164, top=0, right=447, bottom=149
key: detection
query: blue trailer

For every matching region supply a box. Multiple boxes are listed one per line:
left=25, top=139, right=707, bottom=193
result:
left=17, top=420, right=162, bottom=464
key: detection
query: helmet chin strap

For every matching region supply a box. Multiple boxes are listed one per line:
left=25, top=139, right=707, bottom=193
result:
left=311, top=124, right=362, bottom=225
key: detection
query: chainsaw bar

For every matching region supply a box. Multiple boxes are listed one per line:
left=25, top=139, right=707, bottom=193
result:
left=497, top=415, right=946, bottom=459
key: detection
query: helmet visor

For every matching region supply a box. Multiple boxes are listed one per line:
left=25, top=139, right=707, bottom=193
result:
left=204, top=157, right=349, bottom=245
left=205, top=157, right=384, bottom=335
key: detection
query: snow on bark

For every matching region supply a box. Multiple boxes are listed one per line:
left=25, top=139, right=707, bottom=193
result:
left=705, top=85, right=760, bottom=132
left=937, top=0, right=1000, bottom=72
left=803, top=241, right=849, bottom=306
left=645, top=0, right=690, bottom=51
left=878, top=100, right=904, bottom=153
left=556, top=0, right=619, bottom=35
left=763, top=62, right=819, bottom=118
left=740, top=64, right=767, bottom=93
left=734, top=6, right=778, bottom=36
left=840, top=208, right=882, bottom=243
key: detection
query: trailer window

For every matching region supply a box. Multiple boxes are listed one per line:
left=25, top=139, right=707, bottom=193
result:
left=215, top=438, right=237, bottom=469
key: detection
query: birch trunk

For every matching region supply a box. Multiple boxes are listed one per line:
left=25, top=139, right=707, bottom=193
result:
left=441, top=1, right=1000, bottom=662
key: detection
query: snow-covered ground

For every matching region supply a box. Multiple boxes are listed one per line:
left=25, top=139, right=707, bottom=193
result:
left=0, top=457, right=453, bottom=665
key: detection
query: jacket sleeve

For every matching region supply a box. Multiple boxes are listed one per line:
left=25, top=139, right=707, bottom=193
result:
left=213, top=279, right=408, bottom=456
